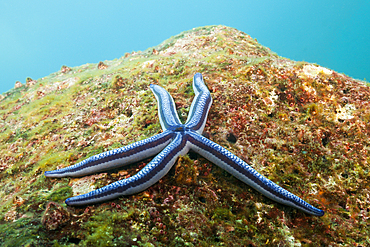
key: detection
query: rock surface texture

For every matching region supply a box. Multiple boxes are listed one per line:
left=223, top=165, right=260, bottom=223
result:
left=0, top=25, right=369, bottom=246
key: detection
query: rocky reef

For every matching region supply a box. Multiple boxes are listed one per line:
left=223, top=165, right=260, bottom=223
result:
left=0, top=25, right=369, bottom=246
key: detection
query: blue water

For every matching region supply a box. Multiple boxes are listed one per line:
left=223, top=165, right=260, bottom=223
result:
left=1, top=0, right=369, bottom=94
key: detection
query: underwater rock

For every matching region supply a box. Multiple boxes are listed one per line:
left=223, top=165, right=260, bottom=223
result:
left=26, top=77, right=37, bottom=87
left=14, top=81, right=23, bottom=89
left=0, top=25, right=369, bottom=246
left=98, top=61, right=108, bottom=70
left=60, top=65, right=71, bottom=73
left=41, top=202, right=71, bottom=231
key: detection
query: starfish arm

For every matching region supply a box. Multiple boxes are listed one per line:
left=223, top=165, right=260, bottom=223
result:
left=185, top=73, right=213, bottom=134
left=188, top=132, right=324, bottom=216
left=44, top=131, right=175, bottom=178
left=150, top=84, right=182, bottom=130
left=64, top=133, right=188, bottom=206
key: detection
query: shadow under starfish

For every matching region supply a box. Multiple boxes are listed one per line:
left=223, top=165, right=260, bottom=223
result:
left=45, top=73, right=324, bottom=217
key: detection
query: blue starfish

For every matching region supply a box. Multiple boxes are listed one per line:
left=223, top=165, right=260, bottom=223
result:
left=45, top=73, right=324, bottom=216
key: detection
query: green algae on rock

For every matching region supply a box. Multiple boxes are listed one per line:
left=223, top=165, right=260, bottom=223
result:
left=0, top=25, right=369, bottom=246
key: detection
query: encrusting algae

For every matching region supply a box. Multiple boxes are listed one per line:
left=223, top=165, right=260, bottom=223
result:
left=0, top=25, right=369, bottom=246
